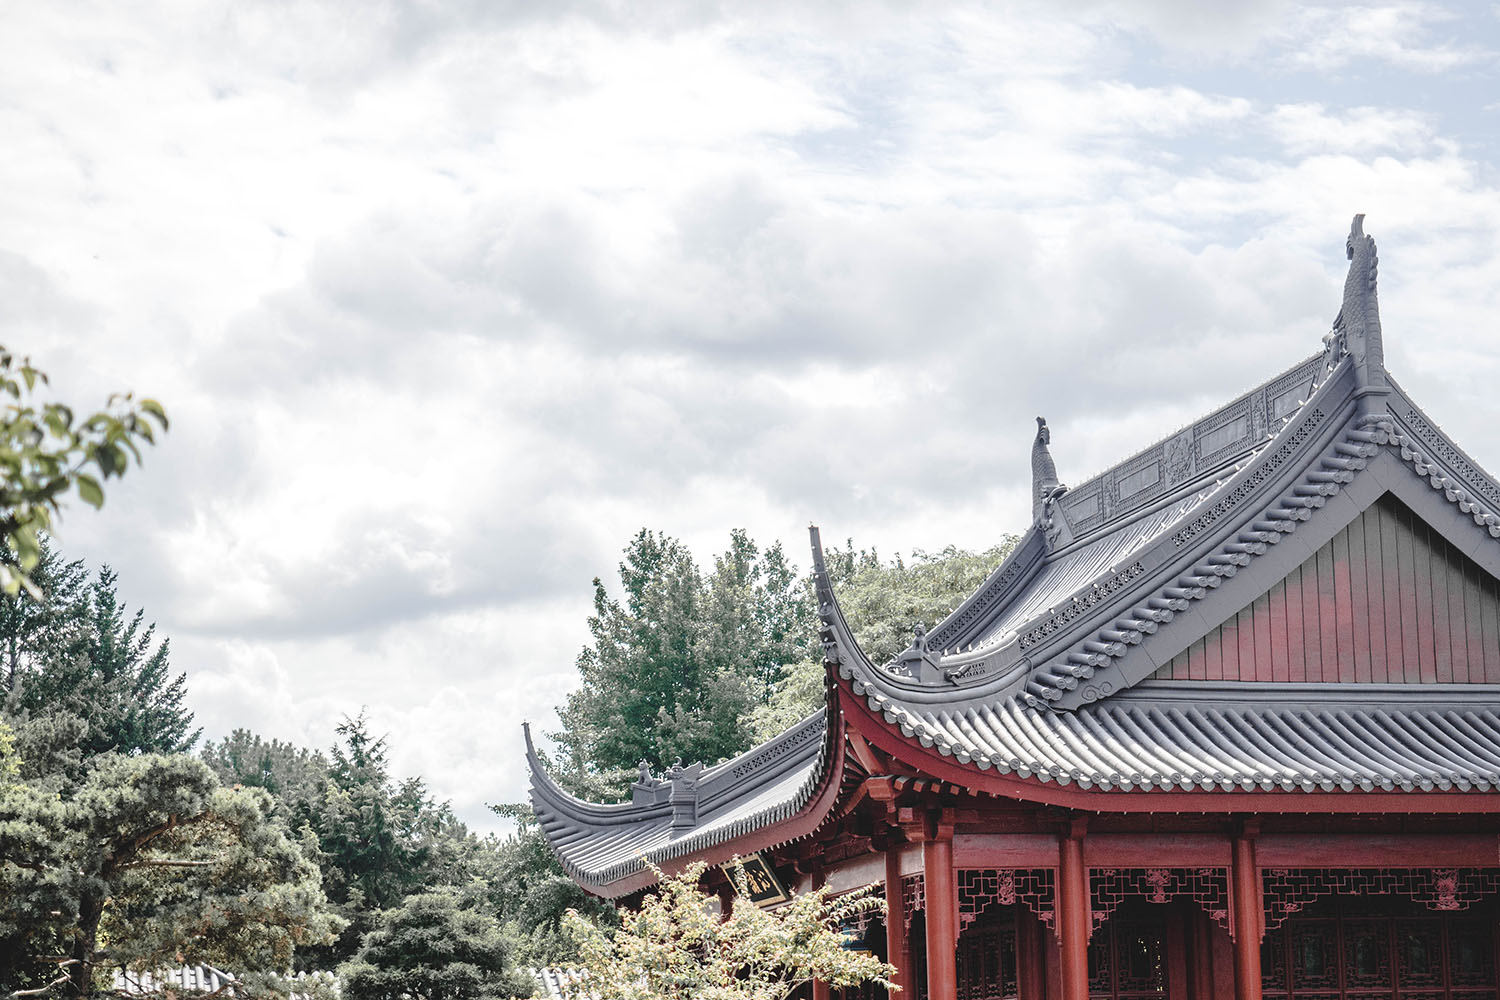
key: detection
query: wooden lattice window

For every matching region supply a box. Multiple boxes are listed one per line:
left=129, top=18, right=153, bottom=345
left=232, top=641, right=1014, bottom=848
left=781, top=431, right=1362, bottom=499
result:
left=955, top=918, right=1018, bottom=1000
left=1088, top=902, right=1167, bottom=1000
left=1261, top=895, right=1499, bottom=999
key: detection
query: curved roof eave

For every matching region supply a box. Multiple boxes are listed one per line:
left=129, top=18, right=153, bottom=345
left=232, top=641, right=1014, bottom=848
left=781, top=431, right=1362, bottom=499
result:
left=525, top=684, right=852, bottom=898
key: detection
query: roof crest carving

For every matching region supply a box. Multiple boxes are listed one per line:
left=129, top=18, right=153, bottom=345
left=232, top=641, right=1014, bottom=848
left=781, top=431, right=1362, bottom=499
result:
left=1026, top=360, right=1358, bottom=709
left=1333, top=213, right=1389, bottom=396
left=1052, top=352, right=1328, bottom=544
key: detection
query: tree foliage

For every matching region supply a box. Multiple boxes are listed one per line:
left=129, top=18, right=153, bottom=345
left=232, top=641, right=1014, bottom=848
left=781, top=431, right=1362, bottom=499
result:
left=0, top=348, right=166, bottom=596
left=0, top=752, right=339, bottom=999
left=487, top=802, right=616, bottom=968
left=553, top=528, right=1020, bottom=790
left=201, top=728, right=330, bottom=832
left=340, top=891, right=535, bottom=1000
left=822, top=539, right=1021, bottom=665
left=1, top=550, right=199, bottom=769
left=562, top=861, right=895, bottom=1000
left=554, top=530, right=813, bottom=795
left=748, top=537, right=1019, bottom=741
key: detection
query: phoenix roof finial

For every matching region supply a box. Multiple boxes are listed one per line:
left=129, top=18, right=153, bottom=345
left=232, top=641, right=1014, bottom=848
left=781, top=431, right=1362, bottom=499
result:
left=1335, top=213, right=1389, bottom=396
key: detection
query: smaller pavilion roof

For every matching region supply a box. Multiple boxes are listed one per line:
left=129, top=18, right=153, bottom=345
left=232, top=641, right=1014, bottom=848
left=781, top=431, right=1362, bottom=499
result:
left=527, top=710, right=833, bottom=895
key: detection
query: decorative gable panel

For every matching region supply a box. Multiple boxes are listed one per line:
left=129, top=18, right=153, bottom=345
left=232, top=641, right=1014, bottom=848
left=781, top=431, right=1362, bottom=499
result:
left=1155, top=492, right=1500, bottom=684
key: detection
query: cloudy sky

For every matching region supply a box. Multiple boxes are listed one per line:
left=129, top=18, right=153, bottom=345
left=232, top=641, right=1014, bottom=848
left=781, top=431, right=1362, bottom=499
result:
left=4, top=1, right=1500, bottom=830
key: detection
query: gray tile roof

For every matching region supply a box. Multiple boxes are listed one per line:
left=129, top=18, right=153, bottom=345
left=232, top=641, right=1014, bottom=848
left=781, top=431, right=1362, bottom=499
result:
left=528, top=709, right=831, bottom=892
left=851, top=681, right=1500, bottom=793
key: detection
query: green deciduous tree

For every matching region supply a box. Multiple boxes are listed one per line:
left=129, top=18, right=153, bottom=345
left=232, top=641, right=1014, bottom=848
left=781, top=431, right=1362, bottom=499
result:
left=822, top=539, right=1021, bottom=665
left=0, top=348, right=166, bottom=596
left=561, top=861, right=895, bottom=1000
left=0, top=752, right=339, bottom=999
left=339, top=890, right=536, bottom=1000
left=554, top=530, right=814, bottom=794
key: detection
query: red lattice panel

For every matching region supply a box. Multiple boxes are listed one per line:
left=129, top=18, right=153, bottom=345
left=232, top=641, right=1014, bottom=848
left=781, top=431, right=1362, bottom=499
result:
left=902, top=873, right=925, bottom=931
left=958, top=867, right=1056, bottom=930
left=1262, top=867, right=1500, bottom=931
left=1089, top=867, right=1231, bottom=933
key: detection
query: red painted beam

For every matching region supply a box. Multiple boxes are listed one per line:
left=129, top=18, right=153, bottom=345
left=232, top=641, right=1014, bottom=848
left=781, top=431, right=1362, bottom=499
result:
left=1256, top=832, right=1500, bottom=867
left=1084, top=833, right=1232, bottom=867
left=952, top=833, right=1059, bottom=868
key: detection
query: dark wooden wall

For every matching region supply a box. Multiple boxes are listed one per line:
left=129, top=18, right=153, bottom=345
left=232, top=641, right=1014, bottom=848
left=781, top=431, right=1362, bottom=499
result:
left=1156, top=492, right=1500, bottom=684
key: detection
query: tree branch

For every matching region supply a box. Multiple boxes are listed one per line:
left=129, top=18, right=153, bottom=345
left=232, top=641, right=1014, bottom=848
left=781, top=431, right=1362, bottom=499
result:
left=8, top=968, right=74, bottom=998
left=115, top=858, right=215, bottom=870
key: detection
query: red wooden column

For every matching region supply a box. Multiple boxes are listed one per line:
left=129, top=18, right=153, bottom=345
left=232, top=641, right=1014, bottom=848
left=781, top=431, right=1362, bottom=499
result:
left=921, top=811, right=958, bottom=1000
left=884, top=844, right=910, bottom=998
left=1056, top=819, right=1090, bottom=1000
left=1231, top=826, right=1263, bottom=1000
left=1015, top=907, right=1044, bottom=1000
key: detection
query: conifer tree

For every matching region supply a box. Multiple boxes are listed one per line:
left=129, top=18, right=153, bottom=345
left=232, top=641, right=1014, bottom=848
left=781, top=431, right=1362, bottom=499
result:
left=0, top=553, right=198, bottom=761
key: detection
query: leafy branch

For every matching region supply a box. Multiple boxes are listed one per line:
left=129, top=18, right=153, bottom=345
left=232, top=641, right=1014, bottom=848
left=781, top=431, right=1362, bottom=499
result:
left=0, top=347, right=168, bottom=596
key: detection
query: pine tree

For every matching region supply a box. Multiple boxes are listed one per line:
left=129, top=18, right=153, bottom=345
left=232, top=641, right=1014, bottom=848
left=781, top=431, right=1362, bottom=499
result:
left=0, top=550, right=199, bottom=761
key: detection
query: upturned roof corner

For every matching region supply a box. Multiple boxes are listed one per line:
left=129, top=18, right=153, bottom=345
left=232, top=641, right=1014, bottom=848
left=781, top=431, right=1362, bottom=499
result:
left=807, top=524, right=876, bottom=677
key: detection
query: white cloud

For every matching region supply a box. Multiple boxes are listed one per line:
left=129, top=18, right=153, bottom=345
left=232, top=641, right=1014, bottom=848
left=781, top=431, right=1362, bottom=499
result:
left=2, top=1, right=1500, bottom=829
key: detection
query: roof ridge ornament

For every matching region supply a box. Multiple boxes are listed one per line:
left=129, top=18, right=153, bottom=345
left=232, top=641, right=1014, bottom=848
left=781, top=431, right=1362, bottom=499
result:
left=1331, top=213, right=1390, bottom=398
left=1032, top=417, right=1073, bottom=550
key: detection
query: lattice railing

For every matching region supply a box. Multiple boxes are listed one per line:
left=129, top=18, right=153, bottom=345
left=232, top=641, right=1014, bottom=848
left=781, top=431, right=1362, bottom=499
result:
left=1089, top=867, right=1231, bottom=932
left=1262, top=867, right=1500, bottom=931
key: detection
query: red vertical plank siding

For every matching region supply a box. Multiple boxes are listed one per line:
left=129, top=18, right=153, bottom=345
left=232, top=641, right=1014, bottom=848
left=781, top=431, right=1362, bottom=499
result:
left=1149, top=493, right=1500, bottom=686
left=1431, top=521, right=1454, bottom=683
left=1304, top=550, right=1324, bottom=682
left=1380, top=498, right=1404, bottom=684
left=1409, top=509, right=1438, bottom=683
left=1187, top=635, right=1205, bottom=678
left=1267, top=581, right=1289, bottom=683
left=1326, top=529, right=1350, bottom=682
left=1221, top=616, right=1239, bottom=680
left=1237, top=605, right=1255, bottom=681
left=1365, top=502, right=1388, bottom=684
left=1481, top=573, right=1500, bottom=682
left=1449, top=546, right=1471, bottom=684
left=1347, top=510, right=1371, bottom=683
left=1392, top=500, right=1420, bottom=681
left=1252, top=591, right=1273, bottom=682
left=1204, top=624, right=1223, bottom=681
left=1285, top=568, right=1306, bottom=683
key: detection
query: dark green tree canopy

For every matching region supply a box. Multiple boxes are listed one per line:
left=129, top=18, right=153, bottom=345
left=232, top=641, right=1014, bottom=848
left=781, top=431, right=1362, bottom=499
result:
left=340, top=890, right=534, bottom=1000
left=1, top=549, right=198, bottom=766
left=0, top=749, right=338, bottom=999
left=549, top=527, right=1018, bottom=794
left=553, top=529, right=815, bottom=796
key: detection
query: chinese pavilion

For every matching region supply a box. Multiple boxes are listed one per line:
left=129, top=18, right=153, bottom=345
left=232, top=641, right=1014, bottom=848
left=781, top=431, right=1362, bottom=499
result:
left=528, top=216, right=1500, bottom=1000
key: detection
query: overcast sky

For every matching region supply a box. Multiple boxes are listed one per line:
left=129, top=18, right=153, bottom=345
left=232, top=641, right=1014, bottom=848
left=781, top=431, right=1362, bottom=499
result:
left=4, top=1, right=1500, bottom=831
